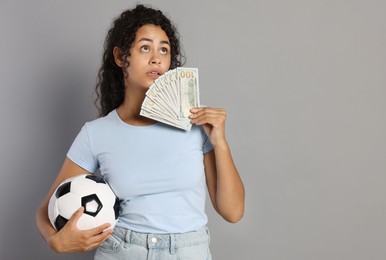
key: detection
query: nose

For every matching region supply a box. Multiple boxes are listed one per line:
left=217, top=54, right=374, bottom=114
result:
left=150, top=52, right=161, bottom=65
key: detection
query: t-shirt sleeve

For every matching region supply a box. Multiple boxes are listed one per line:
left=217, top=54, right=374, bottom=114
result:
left=201, top=128, right=213, bottom=154
left=66, top=124, right=98, bottom=173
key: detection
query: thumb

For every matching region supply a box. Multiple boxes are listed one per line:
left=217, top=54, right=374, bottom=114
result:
left=68, top=207, right=84, bottom=226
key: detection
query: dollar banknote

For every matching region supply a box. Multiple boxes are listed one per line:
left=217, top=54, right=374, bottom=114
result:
left=140, top=67, right=200, bottom=131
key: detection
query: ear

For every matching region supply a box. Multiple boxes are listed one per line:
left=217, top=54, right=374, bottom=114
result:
left=113, top=47, right=125, bottom=67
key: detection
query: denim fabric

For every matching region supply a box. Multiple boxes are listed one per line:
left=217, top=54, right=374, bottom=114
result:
left=94, top=226, right=212, bottom=260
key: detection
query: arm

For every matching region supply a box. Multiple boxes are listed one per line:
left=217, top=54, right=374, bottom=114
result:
left=190, top=107, right=245, bottom=223
left=35, top=158, right=112, bottom=252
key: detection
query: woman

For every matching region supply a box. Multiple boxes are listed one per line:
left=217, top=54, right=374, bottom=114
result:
left=36, top=4, right=244, bottom=259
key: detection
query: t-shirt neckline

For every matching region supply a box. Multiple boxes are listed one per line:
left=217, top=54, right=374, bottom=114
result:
left=112, top=109, right=160, bottom=128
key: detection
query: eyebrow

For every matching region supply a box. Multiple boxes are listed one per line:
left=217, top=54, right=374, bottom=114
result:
left=137, top=38, right=170, bottom=45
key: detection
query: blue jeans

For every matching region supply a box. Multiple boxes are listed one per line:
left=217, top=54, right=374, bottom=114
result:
left=94, top=226, right=212, bottom=260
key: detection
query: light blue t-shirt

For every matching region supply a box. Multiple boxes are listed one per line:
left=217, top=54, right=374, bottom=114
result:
left=67, top=110, right=213, bottom=233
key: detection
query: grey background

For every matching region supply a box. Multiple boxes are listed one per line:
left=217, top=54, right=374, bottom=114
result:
left=1, top=0, right=385, bottom=259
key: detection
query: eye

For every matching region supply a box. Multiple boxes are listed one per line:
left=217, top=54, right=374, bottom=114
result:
left=160, top=47, right=169, bottom=55
left=140, top=45, right=150, bottom=52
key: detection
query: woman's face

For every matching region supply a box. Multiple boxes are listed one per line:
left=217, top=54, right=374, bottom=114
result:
left=120, top=24, right=171, bottom=91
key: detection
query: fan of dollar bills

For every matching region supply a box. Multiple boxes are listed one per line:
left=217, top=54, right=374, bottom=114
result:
left=140, top=67, right=199, bottom=131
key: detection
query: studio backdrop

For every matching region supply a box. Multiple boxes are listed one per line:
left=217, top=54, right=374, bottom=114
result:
left=1, top=0, right=386, bottom=259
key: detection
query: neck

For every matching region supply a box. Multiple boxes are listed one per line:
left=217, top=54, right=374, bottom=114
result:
left=117, top=88, right=157, bottom=126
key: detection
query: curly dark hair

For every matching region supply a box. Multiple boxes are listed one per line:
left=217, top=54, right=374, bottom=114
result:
left=94, top=4, right=185, bottom=117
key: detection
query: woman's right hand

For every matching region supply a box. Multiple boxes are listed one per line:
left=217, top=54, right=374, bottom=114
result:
left=36, top=158, right=114, bottom=253
left=49, top=207, right=113, bottom=253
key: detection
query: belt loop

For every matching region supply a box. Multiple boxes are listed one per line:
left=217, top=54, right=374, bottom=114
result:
left=205, top=226, right=211, bottom=243
left=124, top=229, right=132, bottom=248
left=170, top=234, right=176, bottom=255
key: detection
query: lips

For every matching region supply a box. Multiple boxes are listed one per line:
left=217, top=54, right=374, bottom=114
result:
left=147, top=71, right=163, bottom=80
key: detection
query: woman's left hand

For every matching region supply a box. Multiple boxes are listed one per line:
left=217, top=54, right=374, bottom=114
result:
left=191, top=107, right=245, bottom=223
left=189, top=107, right=227, bottom=146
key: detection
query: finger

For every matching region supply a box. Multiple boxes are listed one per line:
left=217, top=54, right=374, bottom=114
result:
left=192, top=110, right=226, bottom=122
left=193, top=115, right=223, bottom=126
left=98, top=228, right=113, bottom=240
left=191, top=107, right=223, bottom=113
left=87, top=228, right=113, bottom=245
left=190, top=108, right=225, bottom=118
left=82, top=224, right=112, bottom=237
left=80, top=237, right=109, bottom=252
left=190, top=107, right=218, bottom=114
left=189, top=108, right=203, bottom=117
left=190, top=107, right=204, bottom=113
left=86, top=222, right=112, bottom=236
left=75, top=226, right=112, bottom=252
left=84, top=237, right=109, bottom=252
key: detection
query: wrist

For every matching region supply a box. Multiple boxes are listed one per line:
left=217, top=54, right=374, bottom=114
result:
left=48, top=234, right=62, bottom=253
left=211, top=138, right=228, bottom=150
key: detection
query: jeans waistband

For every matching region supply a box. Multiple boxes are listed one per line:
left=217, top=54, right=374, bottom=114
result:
left=112, top=226, right=210, bottom=254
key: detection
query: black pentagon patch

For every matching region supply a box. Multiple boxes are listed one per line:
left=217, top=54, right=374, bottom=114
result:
left=113, top=198, right=121, bottom=219
left=85, top=175, right=106, bottom=184
left=55, top=215, right=69, bottom=231
left=55, top=182, right=71, bottom=198
left=82, top=194, right=103, bottom=217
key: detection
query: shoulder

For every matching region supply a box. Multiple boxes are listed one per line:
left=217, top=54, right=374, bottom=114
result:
left=77, top=110, right=120, bottom=141
left=84, top=110, right=118, bottom=129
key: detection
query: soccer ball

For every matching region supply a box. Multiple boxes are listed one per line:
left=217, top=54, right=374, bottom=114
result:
left=48, top=174, right=120, bottom=231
